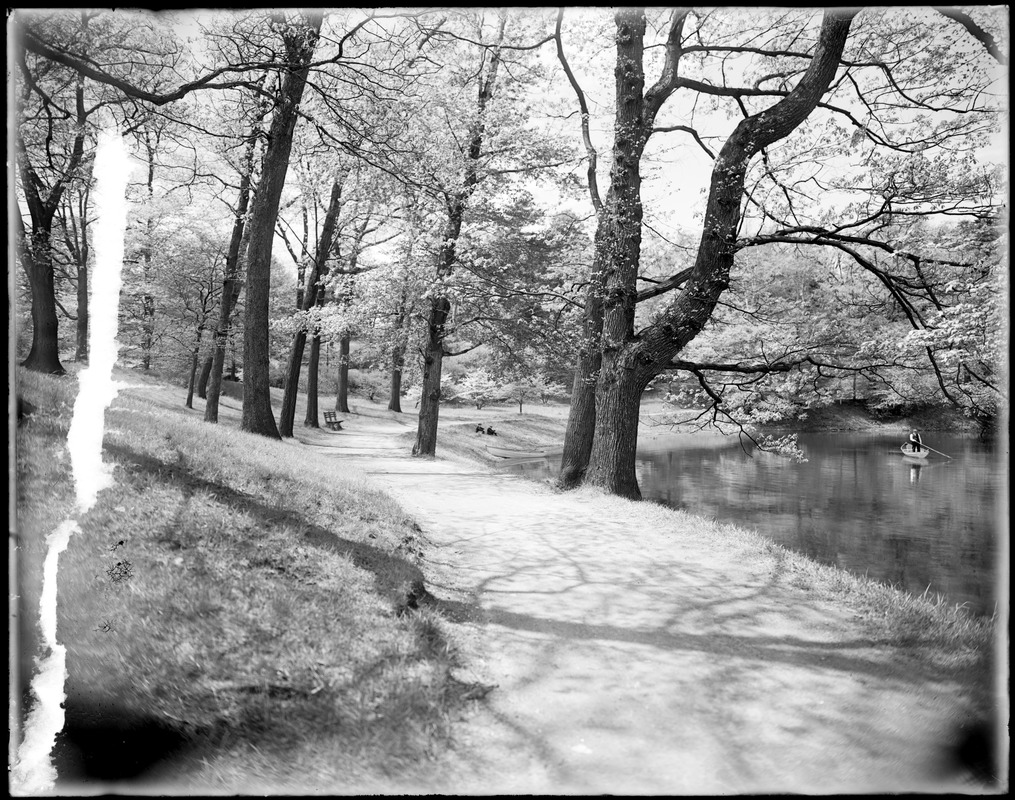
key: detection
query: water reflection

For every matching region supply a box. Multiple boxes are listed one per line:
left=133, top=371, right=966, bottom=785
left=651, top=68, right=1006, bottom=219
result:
left=502, top=433, right=1003, bottom=617
left=908, top=463, right=922, bottom=484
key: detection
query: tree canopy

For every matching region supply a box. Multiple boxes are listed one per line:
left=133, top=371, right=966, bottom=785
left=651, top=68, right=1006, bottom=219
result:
left=12, top=6, right=1007, bottom=495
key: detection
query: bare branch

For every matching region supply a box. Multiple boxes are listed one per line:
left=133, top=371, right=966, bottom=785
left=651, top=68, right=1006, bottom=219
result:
left=651, top=124, right=716, bottom=159
left=554, top=7, right=602, bottom=212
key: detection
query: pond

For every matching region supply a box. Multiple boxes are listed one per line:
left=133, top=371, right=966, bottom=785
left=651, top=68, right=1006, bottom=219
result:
left=500, top=432, right=1005, bottom=617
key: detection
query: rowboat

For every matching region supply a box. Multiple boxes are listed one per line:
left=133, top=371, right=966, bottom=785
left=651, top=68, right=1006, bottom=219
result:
left=486, top=444, right=556, bottom=459
left=900, top=443, right=930, bottom=460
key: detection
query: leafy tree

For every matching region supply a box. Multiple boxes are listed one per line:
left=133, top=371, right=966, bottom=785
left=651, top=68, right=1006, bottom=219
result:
left=15, top=9, right=201, bottom=373
left=552, top=7, right=1005, bottom=498
left=204, top=70, right=274, bottom=423
left=238, top=12, right=323, bottom=438
left=407, top=12, right=509, bottom=456
left=15, top=12, right=97, bottom=374
left=164, top=232, right=225, bottom=408
left=53, top=175, right=92, bottom=362
left=897, top=219, right=1006, bottom=430
left=453, top=368, right=501, bottom=410
left=346, top=201, right=429, bottom=414
left=20, top=9, right=390, bottom=438
left=448, top=194, right=589, bottom=385
left=501, top=366, right=568, bottom=414
left=277, top=174, right=345, bottom=436
left=329, top=203, right=387, bottom=416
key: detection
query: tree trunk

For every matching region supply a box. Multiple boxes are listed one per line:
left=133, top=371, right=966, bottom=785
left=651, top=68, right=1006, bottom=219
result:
left=304, top=334, right=321, bottom=427
left=241, top=28, right=316, bottom=436
left=20, top=223, right=66, bottom=375
left=557, top=233, right=607, bottom=488
left=584, top=367, right=647, bottom=498
left=278, top=332, right=308, bottom=436
left=584, top=10, right=855, bottom=497
left=241, top=13, right=322, bottom=439
left=205, top=261, right=244, bottom=422
left=206, top=168, right=253, bottom=422
left=140, top=294, right=154, bottom=370
left=558, top=359, right=598, bottom=486
left=387, top=297, right=408, bottom=413
left=204, top=79, right=274, bottom=423
left=57, top=188, right=92, bottom=364
left=186, top=354, right=198, bottom=408
left=413, top=203, right=466, bottom=457
left=197, top=354, right=213, bottom=398
left=413, top=295, right=451, bottom=456
left=185, top=326, right=204, bottom=408
left=73, top=188, right=90, bottom=362
left=559, top=8, right=647, bottom=489
left=75, top=261, right=88, bottom=363
left=280, top=177, right=342, bottom=436
left=136, top=128, right=159, bottom=371
left=336, top=334, right=351, bottom=413
left=388, top=345, right=404, bottom=413
left=579, top=10, right=647, bottom=498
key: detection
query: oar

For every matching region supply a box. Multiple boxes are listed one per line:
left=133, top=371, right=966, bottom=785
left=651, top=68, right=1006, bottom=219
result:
left=920, top=444, right=953, bottom=459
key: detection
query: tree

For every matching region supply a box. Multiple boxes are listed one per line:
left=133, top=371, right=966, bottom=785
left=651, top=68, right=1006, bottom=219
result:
left=118, top=117, right=209, bottom=373
left=239, top=12, right=323, bottom=438
left=203, top=72, right=272, bottom=423
left=897, top=219, right=1006, bottom=431
left=54, top=174, right=92, bottom=362
left=20, top=9, right=334, bottom=439
left=331, top=205, right=382, bottom=416
left=169, top=235, right=224, bottom=409
left=502, top=367, right=567, bottom=414
left=277, top=174, right=343, bottom=436
left=454, top=368, right=501, bottom=409
left=351, top=9, right=577, bottom=455
left=15, top=9, right=193, bottom=373
left=444, top=194, right=589, bottom=386
left=411, top=13, right=508, bottom=457
left=373, top=189, right=433, bottom=414
left=15, top=12, right=94, bottom=374
left=553, top=7, right=1004, bottom=498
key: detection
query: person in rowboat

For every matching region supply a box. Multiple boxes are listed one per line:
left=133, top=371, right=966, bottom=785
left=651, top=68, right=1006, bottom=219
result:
left=908, top=429, right=923, bottom=452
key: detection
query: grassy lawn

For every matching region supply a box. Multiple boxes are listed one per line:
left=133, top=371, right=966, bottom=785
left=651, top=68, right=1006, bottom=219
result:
left=13, top=367, right=476, bottom=794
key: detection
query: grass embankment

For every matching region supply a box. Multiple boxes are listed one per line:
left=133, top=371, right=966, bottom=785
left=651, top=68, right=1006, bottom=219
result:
left=699, top=517, right=996, bottom=659
left=14, top=368, right=473, bottom=794
left=436, top=411, right=567, bottom=466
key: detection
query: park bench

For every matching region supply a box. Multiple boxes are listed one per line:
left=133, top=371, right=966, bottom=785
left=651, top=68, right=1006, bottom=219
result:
left=323, top=411, right=344, bottom=431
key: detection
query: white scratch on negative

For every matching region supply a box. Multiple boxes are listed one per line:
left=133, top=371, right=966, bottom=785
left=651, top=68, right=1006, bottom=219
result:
left=12, top=129, right=132, bottom=794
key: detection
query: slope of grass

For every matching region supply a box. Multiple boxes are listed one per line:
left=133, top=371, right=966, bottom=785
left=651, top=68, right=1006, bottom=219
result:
left=436, top=412, right=567, bottom=465
left=13, top=367, right=473, bottom=794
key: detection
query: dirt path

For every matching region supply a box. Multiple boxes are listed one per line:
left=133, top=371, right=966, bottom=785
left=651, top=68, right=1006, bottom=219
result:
left=300, top=415, right=987, bottom=794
